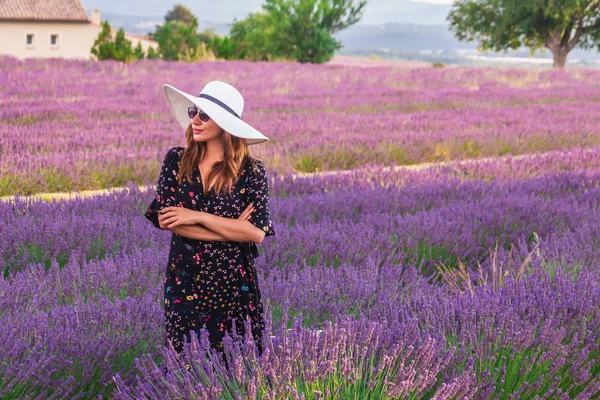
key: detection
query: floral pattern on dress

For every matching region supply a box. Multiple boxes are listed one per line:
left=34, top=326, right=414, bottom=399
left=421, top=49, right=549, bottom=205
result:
left=144, top=146, right=275, bottom=355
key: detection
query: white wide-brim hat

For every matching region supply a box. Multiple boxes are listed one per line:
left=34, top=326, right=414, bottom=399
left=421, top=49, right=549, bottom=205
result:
left=163, top=81, right=269, bottom=145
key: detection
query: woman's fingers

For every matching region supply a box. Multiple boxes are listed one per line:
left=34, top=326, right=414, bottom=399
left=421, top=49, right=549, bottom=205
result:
left=159, top=208, right=183, bottom=228
left=162, top=215, right=179, bottom=228
left=239, top=203, right=254, bottom=220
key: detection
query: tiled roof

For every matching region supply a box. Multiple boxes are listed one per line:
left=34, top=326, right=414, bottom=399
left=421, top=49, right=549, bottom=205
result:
left=0, top=0, right=90, bottom=22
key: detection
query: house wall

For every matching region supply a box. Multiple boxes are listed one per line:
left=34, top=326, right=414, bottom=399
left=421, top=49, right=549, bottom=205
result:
left=0, top=21, right=158, bottom=59
left=124, top=35, right=159, bottom=54
left=0, top=21, right=103, bottom=59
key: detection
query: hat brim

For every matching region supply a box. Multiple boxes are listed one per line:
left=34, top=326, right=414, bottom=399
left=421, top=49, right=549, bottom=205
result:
left=163, top=84, right=269, bottom=145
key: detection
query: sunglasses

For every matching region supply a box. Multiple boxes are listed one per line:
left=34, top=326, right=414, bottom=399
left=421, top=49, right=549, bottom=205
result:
left=187, top=106, right=210, bottom=122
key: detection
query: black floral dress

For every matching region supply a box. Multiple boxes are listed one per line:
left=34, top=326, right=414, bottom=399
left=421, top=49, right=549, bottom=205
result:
left=144, top=146, right=275, bottom=356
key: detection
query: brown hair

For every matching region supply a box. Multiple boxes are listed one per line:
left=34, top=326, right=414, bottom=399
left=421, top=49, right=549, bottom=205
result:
left=177, top=123, right=259, bottom=197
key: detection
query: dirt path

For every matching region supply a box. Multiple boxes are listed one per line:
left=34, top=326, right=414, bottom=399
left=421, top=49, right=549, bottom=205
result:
left=0, top=152, right=539, bottom=204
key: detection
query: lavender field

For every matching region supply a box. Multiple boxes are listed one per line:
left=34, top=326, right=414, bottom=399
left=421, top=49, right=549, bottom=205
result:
left=2, top=57, right=600, bottom=195
left=1, top=56, right=599, bottom=399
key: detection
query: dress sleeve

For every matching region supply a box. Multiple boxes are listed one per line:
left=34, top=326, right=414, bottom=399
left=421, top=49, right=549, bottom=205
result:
left=246, top=160, right=275, bottom=238
left=144, top=147, right=181, bottom=229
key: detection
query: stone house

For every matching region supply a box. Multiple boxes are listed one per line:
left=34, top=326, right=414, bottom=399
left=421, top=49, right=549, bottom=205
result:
left=0, top=0, right=157, bottom=60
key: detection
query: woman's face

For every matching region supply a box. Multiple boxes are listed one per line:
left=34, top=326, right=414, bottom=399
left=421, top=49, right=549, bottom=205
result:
left=190, top=107, right=224, bottom=143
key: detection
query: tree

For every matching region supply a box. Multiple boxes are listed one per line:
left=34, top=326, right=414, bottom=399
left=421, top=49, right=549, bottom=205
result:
left=113, top=29, right=135, bottom=62
left=154, top=18, right=202, bottom=61
left=91, top=21, right=113, bottom=60
left=195, top=28, right=238, bottom=60
left=133, top=41, right=145, bottom=59
left=230, top=13, right=280, bottom=61
left=154, top=6, right=218, bottom=61
left=165, top=4, right=196, bottom=25
left=209, top=36, right=239, bottom=60
left=91, top=21, right=138, bottom=63
left=231, top=0, right=368, bottom=63
left=147, top=46, right=160, bottom=59
left=197, top=28, right=217, bottom=44
left=447, top=0, right=600, bottom=68
left=179, top=42, right=215, bottom=62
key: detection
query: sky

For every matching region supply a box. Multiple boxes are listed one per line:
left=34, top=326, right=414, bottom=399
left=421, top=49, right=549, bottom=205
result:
left=80, top=0, right=456, bottom=25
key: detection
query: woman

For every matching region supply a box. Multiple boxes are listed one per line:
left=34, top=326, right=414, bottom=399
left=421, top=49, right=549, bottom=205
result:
left=144, top=81, right=275, bottom=364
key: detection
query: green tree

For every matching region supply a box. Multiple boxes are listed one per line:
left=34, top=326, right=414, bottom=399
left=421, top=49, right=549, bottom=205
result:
left=230, top=13, right=278, bottom=61
left=91, top=21, right=137, bottom=63
left=231, top=0, right=367, bottom=63
left=113, top=29, right=136, bottom=62
left=197, top=28, right=217, bottom=44
left=209, top=36, right=239, bottom=60
left=146, top=46, right=160, bottom=59
left=269, top=0, right=367, bottom=63
left=154, top=18, right=202, bottom=61
left=165, top=4, right=196, bottom=25
left=133, top=41, right=145, bottom=59
left=91, top=21, right=114, bottom=60
left=154, top=5, right=218, bottom=62
left=447, top=0, right=600, bottom=68
left=179, top=42, right=215, bottom=62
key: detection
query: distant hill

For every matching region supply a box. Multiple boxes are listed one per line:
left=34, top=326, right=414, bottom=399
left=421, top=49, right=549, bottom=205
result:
left=360, top=0, right=452, bottom=25
left=334, top=23, right=474, bottom=52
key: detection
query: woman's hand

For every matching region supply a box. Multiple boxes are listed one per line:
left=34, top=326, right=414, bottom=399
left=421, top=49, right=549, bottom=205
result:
left=238, top=202, right=254, bottom=221
left=159, top=203, right=255, bottom=230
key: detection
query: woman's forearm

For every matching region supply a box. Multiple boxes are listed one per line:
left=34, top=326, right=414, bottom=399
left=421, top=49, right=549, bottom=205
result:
left=169, top=224, right=231, bottom=242
left=196, top=212, right=262, bottom=243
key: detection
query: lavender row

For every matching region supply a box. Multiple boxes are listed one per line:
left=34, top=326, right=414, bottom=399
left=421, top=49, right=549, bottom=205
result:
left=3, top=159, right=600, bottom=280
left=1, top=244, right=598, bottom=398
left=114, top=266, right=600, bottom=399
left=3, top=57, right=600, bottom=194
left=271, top=146, right=600, bottom=196
left=1, top=166, right=598, bottom=396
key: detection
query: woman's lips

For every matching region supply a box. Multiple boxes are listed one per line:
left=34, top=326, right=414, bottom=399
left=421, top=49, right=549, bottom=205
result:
left=193, top=129, right=202, bottom=133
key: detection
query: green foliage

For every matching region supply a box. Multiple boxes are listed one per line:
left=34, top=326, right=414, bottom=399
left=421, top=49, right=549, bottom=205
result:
left=148, top=0, right=368, bottom=63
left=146, top=46, right=160, bottom=59
left=209, top=36, right=239, bottom=60
left=142, top=0, right=368, bottom=63
left=153, top=20, right=186, bottom=60
left=178, top=42, right=215, bottom=62
left=154, top=18, right=214, bottom=61
left=91, top=21, right=139, bottom=63
left=294, top=154, right=324, bottom=172
left=194, top=28, right=241, bottom=60
left=197, top=28, right=217, bottom=43
left=165, top=4, right=196, bottom=25
left=447, top=0, right=600, bottom=68
left=230, top=0, right=367, bottom=64
left=133, top=41, right=145, bottom=59
left=113, top=29, right=135, bottom=62
left=90, top=21, right=112, bottom=59
left=229, top=13, right=277, bottom=61
left=151, top=5, right=218, bottom=62
left=293, top=25, right=341, bottom=64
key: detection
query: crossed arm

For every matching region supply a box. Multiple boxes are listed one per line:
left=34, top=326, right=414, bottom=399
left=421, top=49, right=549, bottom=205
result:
left=157, top=203, right=266, bottom=244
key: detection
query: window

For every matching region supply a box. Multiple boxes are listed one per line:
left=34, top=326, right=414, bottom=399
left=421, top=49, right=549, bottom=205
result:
left=26, top=34, right=34, bottom=46
left=50, top=34, right=58, bottom=47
